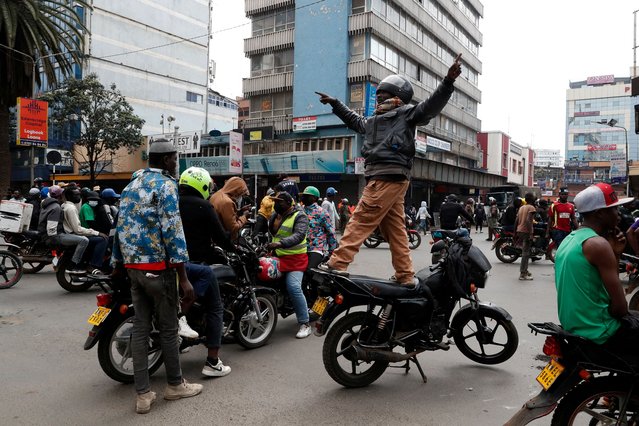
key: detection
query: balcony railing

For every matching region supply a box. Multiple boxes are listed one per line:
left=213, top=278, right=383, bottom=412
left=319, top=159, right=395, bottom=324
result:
left=244, top=29, right=294, bottom=56
left=245, top=0, right=294, bottom=16
left=241, top=115, right=292, bottom=134
left=242, top=71, right=294, bottom=96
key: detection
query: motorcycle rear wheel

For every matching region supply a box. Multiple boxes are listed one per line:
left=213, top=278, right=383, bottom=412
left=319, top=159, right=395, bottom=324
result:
left=407, top=231, right=422, bottom=250
left=0, top=250, right=23, bottom=289
left=235, top=294, right=278, bottom=349
left=97, top=311, right=164, bottom=384
left=322, top=312, right=389, bottom=388
left=363, top=236, right=381, bottom=249
left=56, top=254, right=93, bottom=292
left=452, top=308, right=518, bottom=365
left=494, top=239, right=519, bottom=264
left=7, top=246, right=47, bottom=273
left=551, top=376, right=639, bottom=425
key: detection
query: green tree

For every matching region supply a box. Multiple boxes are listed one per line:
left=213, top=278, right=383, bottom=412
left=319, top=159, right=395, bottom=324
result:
left=40, top=73, right=145, bottom=186
left=0, top=0, right=88, bottom=195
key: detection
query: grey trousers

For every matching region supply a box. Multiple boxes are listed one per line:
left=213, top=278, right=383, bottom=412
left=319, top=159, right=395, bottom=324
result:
left=52, top=233, right=89, bottom=264
left=128, top=268, right=182, bottom=394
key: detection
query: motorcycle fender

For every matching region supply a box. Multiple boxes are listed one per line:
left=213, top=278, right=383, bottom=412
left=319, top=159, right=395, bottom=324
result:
left=504, top=371, right=582, bottom=426
left=314, top=302, right=349, bottom=336
left=251, top=286, right=278, bottom=297
left=449, top=302, right=512, bottom=337
left=83, top=309, right=129, bottom=350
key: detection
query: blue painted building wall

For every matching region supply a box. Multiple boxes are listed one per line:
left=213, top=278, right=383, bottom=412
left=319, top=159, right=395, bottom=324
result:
left=293, top=0, right=351, bottom=128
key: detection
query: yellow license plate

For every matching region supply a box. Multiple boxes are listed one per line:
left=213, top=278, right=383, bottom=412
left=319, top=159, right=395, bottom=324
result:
left=311, top=297, right=329, bottom=316
left=536, top=359, right=565, bottom=390
left=87, top=306, right=111, bottom=326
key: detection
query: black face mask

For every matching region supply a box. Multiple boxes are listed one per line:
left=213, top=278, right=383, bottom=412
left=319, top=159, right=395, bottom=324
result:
left=274, top=203, right=288, bottom=215
left=300, top=195, right=314, bottom=206
left=70, top=193, right=82, bottom=203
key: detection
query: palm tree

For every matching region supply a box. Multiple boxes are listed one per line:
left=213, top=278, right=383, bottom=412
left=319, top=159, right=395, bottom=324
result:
left=0, top=0, right=88, bottom=196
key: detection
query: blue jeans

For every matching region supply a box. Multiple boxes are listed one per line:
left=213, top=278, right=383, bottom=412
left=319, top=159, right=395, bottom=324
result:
left=51, top=233, right=89, bottom=264
left=551, top=229, right=570, bottom=248
left=285, top=270, right=309, bottom=325
left=86, top=235, right=108, bottom=268
left=185, top=263, right=223, bottom=349
left=128, top=268, right=182, bottom=394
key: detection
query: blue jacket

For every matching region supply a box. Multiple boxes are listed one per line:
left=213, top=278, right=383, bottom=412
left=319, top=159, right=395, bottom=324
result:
left=112, top=168, right=189, bottom=266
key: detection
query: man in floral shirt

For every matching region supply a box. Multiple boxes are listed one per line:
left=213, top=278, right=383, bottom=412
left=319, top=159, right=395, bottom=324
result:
left=300, top=186, right=338, bottom=269
left=112, top=138, right=202, bottom=414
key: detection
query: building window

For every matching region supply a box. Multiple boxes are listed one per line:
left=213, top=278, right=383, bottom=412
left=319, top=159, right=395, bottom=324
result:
left=349, top=34, right=365, bottom=61
left=351, top=0, right=365, bottom=14
left=249, top=91, right=293, bottom=118
left=253, top=7, right=295, bottom=36
left=251, top=49, right=293, bottom=77
left=186, top=91, right=203, bottom=103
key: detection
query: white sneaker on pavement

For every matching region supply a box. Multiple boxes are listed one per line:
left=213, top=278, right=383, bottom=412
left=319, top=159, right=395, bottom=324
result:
left=296, top=323, right=312, bottom=339
left=178, top=316, right=199, bottom=339
left=202, top=359, right=231, bottom=377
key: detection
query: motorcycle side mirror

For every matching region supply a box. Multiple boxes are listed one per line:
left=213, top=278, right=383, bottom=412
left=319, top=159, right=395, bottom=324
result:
left=431, top=240, right=446, bottom=253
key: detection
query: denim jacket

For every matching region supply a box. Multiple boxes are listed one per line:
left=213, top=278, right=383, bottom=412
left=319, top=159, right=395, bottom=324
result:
left=112, top=168, right=189, bottom=266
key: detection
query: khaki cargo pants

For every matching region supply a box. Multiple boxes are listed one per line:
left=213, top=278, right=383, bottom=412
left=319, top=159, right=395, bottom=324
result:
left=328, top=179, right=414, bottom=283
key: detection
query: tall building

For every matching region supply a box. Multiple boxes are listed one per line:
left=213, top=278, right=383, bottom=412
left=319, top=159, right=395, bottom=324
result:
left=185, top=0, right=506, bottom=204
left=477, top=131, right=534, bottom=187
left=11, top=0, right=238, bottom=187
left=564, top=74, right=637, bottom=195
left=533, top=149, right=562, bottom=168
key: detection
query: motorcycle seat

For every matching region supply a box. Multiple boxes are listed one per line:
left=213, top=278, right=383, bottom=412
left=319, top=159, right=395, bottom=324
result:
left=348, top=275, right=421, bottom=298
left=22, top=230, right=42, bottom=240
left=211, top=264, right=236, bottom=281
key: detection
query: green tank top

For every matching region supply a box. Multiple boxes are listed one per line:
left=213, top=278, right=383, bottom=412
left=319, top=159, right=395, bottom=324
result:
left=555, top=227, right=620, bottom=344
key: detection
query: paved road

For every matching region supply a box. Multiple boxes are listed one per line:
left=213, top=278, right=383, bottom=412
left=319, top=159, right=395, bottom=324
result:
left=1, top=233, right=567, bottom=425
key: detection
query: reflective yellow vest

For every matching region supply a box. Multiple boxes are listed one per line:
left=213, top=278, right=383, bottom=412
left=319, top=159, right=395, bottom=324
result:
left=273, top=211, right=307, bottom=256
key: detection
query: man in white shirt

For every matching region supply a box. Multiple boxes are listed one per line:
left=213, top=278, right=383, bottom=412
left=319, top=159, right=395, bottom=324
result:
left=321, top=187, right=339, bottom=229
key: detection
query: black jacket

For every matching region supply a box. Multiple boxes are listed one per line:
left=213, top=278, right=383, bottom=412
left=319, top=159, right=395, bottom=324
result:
left=330, top=79, right=454, bottom=173
left=178, top=188, right=232, bottom=264
left=439, top=202, right=473, bottom=230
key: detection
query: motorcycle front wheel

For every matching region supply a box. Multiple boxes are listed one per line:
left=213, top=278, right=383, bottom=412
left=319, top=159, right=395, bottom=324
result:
left=322, top=312, right=389, bottom=388
left=235, top=294, right=278, bottom=349
left=407, top=230, right=422, bottom=250
left=494, top=238, right=519, bottom=264
left=551, top=376, right=639, bottom=425
left=363, top=235, right=382, bottom=249
left=97, top=311, right=163, bottom=384
left=452, top=308, right=519, bottom=365
left=0, top=250, right=23, bottom=289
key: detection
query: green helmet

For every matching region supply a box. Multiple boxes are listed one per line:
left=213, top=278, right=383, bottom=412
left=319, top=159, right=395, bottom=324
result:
left=301, top=186, right=320, bottom=198
left=179, top=167, right=212, bottom=199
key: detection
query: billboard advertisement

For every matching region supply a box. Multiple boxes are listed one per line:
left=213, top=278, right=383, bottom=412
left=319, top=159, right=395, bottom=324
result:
left=16, top=97, right=48, bottom=147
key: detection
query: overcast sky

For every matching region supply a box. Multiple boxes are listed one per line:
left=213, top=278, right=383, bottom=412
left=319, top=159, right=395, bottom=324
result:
left=209, top=1, right=639, bottom=157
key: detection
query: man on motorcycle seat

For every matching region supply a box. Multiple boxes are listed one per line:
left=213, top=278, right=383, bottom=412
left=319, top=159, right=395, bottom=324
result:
left=61, top=185, right=109, bottom=275
left=555, top=183, right=639, bottom=356
left=268, top=191, right=313, bottom=339
left=177, top=166, right=233, bottom=378
left=37, top=185, right=90, bottom=274
left=439, top=194, right=474, bottom=231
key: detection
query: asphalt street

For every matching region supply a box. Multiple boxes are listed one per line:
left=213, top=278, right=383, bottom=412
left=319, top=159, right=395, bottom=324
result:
left=0, top=233, right=576, bottom=425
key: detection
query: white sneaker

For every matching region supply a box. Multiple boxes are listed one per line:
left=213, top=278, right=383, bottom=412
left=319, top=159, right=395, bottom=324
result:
left=202, top=359, right=231, bottom=377
left=178, top=316, right=199, bottom=339
left=296, top=323, right=312, bottom=339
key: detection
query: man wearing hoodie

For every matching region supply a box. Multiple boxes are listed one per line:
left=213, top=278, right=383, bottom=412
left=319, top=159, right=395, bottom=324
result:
left=416, top=201, right=431, bottom=235
left=37, top=185, right=90, bottom=274
left=210, top=176, right=250, bottom=241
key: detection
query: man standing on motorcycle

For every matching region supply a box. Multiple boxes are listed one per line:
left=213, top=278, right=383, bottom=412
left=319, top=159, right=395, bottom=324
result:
left=178, top=167, right=233, bottom=378
left=267, top=191, right=313, bottom=339
left=315, top=54, right=462, bottom=286
left=112, top=138, right=202, bottom=414
left=556, top=183, right=639, bottom=355
left=546, top=187, right=578, bottom=249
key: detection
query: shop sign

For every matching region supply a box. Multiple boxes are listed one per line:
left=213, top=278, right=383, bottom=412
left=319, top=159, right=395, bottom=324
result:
left=17, top=97, right=48, bottom=147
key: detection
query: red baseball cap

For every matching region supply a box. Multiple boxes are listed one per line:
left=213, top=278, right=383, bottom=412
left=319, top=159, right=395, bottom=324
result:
left=573, top=183, right=633, bottom=213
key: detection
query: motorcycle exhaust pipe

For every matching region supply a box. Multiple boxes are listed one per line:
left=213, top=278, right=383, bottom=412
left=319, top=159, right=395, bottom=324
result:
left=354, top=345, right=421, bottom=362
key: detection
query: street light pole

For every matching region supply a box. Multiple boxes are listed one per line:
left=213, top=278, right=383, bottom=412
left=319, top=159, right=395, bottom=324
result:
left=595, top=119, right=630, bottom=195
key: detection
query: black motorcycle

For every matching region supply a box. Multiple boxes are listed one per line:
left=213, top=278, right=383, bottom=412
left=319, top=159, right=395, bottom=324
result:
left=1, top=230, right=98, bottom=292
left=363, top=218, right=422, bottom=250
left=505, top=322, right=639, bottom=425
left=310, top=230, right=519, bottom=388
left=84, top=242, right=279, bottom=383
left=491, top=225, right=556, bottom=264
left=0, top=245, right=23, bottom=289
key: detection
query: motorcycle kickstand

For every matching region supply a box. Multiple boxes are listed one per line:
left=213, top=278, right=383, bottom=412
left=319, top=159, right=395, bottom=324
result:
left=402, top=356, right=427, bottom=383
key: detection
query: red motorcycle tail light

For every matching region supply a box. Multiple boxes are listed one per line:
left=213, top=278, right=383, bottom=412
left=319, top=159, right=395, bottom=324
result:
left=119, top=304, right=129, bottom=315
left=543, top=336, right=562, bottom=357
left=578, top=369, right=591, bottom=381
left=96, top=293, right=112, bottom=307
left=335, top=294, right=344, bottom=305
